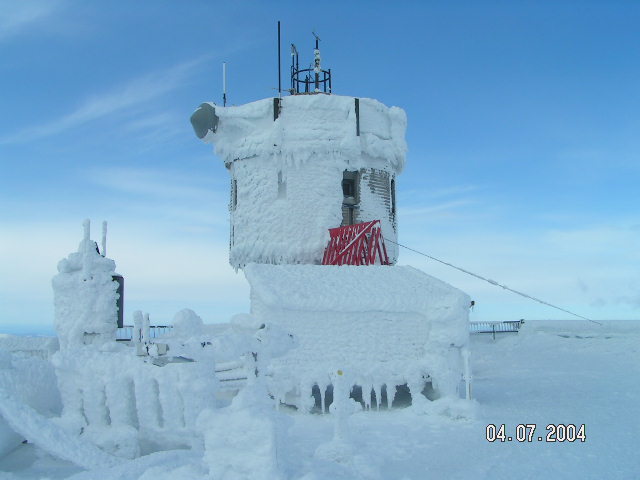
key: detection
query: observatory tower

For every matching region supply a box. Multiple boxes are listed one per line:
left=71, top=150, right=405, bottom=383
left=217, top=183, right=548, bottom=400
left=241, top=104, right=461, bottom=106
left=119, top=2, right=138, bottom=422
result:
left=191, top=32, right=471, bottom=405
left=191, top=37, right=407, bottom=269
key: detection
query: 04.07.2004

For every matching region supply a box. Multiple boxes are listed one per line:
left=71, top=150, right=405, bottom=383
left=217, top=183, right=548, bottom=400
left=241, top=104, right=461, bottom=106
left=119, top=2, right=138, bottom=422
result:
left=485, top=423, right=586, bottom=443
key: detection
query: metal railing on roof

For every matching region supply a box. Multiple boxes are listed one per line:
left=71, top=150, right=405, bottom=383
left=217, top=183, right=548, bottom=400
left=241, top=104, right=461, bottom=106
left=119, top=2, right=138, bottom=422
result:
left=116, top=325, right=173, bottom=342
left=470, top=320, right=524, bottom=339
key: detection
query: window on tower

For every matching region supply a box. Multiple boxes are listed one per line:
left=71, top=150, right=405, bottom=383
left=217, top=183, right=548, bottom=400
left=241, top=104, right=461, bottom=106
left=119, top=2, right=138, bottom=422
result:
left=342, top=170, right=359, bottom=226
left=342, top=178, right=355, bottom=197
left=231, top=179, right=237, bottom=210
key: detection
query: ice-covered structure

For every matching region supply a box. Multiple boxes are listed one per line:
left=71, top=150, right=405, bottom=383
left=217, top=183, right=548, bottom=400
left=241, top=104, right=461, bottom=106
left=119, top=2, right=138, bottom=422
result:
left=245, top=264, right=470, bottom=410
left=192, top=94, right=406, bottom=268
left=53, top=219, right=120, bottom=351
left=191, top=40, right=472, bottom=407
left=51, top=222, right=216, bottom=458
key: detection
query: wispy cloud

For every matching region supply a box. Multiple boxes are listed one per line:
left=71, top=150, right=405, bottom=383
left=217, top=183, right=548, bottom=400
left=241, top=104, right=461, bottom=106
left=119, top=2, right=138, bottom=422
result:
left=399, top=199, right=475, bottom=218
left=90, top=166, right=219, bottom=202
left=0, top=0, right=64, bottom=41
left=0, top=218, right=248, bottom=327
left=0, top=55, right=210, bottom=144
left=425, top=184, right=480, bottom=199
left=87, top=166, right=229, bottom=231
left=398, top=183, right=481, bottom=219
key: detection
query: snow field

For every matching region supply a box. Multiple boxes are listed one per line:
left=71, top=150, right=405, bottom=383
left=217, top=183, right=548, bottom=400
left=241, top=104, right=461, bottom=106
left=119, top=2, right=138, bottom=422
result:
left=1, top=321, right=638, bottom=479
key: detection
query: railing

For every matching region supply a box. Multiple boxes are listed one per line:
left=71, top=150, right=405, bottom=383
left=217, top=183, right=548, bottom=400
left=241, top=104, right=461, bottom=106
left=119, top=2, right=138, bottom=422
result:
left=470, top=320, right=524, bottom=339
left=116, top=325, right=173, bottom=342
left=291, top=67, right=332, bottom=94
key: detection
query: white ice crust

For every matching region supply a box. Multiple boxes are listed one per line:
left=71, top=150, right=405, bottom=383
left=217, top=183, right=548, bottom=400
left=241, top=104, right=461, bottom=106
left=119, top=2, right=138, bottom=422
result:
left=199, top=95, right=407, bottom=268
left=52, top=221, right=119, bottom=351
left=244, top=263, right=471, bottom=404
left=204, top=95, right=407, bottom=172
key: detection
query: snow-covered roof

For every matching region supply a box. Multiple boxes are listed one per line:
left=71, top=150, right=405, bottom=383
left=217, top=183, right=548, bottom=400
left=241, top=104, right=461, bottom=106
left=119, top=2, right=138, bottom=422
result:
left=244, top=263, right=470, bottom=317
left=202, top=94, right=407, bottom=172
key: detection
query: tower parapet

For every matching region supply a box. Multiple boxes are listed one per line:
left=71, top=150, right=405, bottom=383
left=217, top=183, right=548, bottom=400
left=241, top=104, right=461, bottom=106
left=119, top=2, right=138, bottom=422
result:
left=192, top=94, right=407, bottom=268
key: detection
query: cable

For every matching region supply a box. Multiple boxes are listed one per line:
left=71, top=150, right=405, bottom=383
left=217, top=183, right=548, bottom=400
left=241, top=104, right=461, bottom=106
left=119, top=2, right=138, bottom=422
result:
left=385, top=237, right=602, bottom=326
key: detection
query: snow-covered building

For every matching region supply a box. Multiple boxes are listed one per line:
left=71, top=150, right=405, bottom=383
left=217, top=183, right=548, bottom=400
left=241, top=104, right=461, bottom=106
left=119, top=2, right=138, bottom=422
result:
left=191, top=39, right=472, bottom=406
left=191, top=94, right=406, bottom=268
left=245, top=264, right=470, bottom=410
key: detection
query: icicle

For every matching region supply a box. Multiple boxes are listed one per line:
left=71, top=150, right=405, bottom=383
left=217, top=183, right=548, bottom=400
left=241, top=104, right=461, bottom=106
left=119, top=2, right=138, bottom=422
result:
left=370, top=384, right=376, bottom=410
left=373, top=384, right=381, bottom=411
left=386, top=381, right=396, bottom=409
left=363, top=384, right=370, bottom=411
left=319, top=383, right=325, bottom=414
left=383, top=383, right=390, bottom=409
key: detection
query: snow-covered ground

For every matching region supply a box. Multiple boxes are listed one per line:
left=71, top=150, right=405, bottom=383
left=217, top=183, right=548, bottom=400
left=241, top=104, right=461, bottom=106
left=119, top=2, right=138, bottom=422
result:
left=1, top=320, right=638, bottom=480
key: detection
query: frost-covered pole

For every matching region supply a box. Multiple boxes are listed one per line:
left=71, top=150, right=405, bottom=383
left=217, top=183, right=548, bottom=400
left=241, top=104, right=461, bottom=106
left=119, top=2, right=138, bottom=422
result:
left=133, top=311, right=143, bottom=344
left=313, top=33, right=321, bottom=92
left=101, top=221, right=107, bottom=257
left=277, top=21, right=282, bottom=97
left=81, top=219, right=91, bottom=280
left=142, top=313, right=151, bottom=344
left=331, top=370, right=349, bottom=441
left=462, top=347, right=472, bottom=400
left=222, top=62, right=227, bottom=107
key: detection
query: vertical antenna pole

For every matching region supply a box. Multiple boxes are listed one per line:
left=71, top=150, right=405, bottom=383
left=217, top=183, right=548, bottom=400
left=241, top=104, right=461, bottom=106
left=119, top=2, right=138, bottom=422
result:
left=313, top=32, right=321, bottom=92
left=222, top=62, right=227, bottom=107
left=101, top=221, right=107, bottom=257
left=277, top=21, right=282, bottom=97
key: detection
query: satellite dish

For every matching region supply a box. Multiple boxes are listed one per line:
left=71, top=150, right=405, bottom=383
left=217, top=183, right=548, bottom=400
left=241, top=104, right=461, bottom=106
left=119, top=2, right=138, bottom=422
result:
left=190, top=103, right=219, bottom=139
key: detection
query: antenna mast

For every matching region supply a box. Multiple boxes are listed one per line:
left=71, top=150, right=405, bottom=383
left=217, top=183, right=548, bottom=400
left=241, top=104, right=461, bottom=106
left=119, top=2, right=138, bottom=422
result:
left=277, top=21, right=282, bottom=97
left=222, top=62, right=227, bottom=106
left=289, top=32, right=330, bottom=95
left=312, top=31, right=321, bottom=92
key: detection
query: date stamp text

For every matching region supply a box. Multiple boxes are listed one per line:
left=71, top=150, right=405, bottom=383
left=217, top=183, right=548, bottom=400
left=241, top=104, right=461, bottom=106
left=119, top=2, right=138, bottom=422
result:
left=485, top=424, right=586, bottom=443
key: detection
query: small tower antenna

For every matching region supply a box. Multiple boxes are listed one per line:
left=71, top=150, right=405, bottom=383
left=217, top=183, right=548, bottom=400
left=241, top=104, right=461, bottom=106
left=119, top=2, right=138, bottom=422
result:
left=288, top=32, right=331, bottom=94
left=222, top=62, right=227, bottom=107
left=277, top=21, right=282, bottom=97
left=101, top=221, right=107, bottom=257
left=312, top=31, right=321, bottom=92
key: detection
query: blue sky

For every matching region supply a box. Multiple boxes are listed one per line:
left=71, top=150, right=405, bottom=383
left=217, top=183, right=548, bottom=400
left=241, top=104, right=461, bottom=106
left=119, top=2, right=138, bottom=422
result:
left=1, top=0, right=639, bottom=334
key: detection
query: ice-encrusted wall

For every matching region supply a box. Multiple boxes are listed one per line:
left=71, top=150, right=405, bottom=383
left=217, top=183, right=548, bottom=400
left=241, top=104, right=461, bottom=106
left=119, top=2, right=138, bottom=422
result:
left=196, top=94, right=407, bottom=268
left=53, top=346, right=215, bottom=458
left=244, top=264, right=471, bottom=408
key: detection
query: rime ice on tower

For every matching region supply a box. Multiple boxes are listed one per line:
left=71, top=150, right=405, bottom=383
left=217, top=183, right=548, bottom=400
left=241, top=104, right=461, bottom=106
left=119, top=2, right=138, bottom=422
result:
left=192, top=69, right=406, bottom=268
left=192, top=37, right=472, bottom=407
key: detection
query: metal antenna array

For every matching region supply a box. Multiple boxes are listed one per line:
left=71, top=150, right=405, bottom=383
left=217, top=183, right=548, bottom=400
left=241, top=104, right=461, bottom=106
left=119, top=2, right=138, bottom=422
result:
left=290, top=32, right=332, bottom=95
